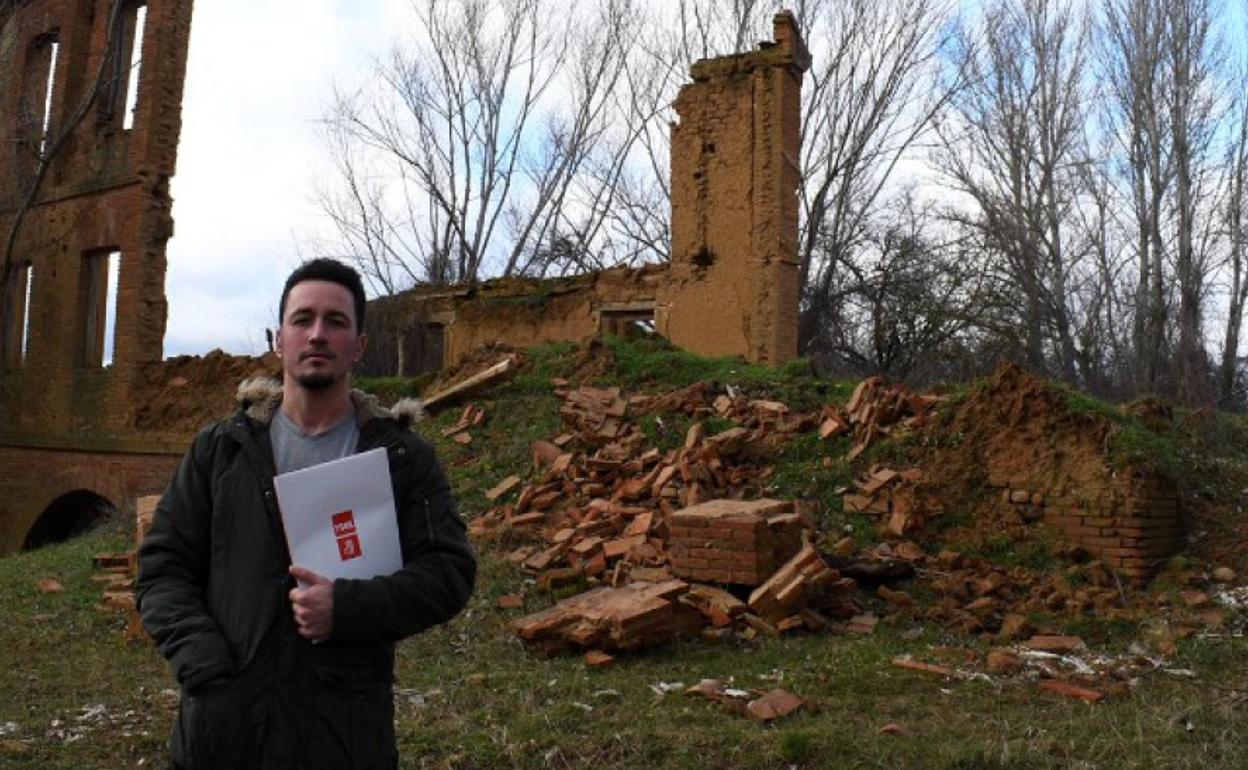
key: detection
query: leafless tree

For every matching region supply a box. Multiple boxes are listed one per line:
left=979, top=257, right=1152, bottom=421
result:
left=314, top=0, right=652, bottom=293
left=1219, top=58, right=1248, bottom=406
left=1162, top=0, right=1221, bottom=403
left=818, top=192, right=992, bottom=380
left=795, top=0, right=956, bottom=354
left=935, top=0, right=1094, bottom=383
left=1099, top=0, right=1223, bottom=399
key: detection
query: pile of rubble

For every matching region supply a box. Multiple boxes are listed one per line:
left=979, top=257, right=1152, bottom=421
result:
left=469, top=381, right=861, bottom=655
left=89, top=496, right=156, bottom=642
left=462, top=364, right=1247, bottom=673
left=818, top=376, right=940, bottom=460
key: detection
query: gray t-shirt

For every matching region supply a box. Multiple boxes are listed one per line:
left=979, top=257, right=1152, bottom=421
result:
left=270, top=407, right=360, bottom=475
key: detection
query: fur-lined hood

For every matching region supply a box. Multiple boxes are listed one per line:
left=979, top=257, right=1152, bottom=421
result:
left=236, top=377, right=425, bottom=428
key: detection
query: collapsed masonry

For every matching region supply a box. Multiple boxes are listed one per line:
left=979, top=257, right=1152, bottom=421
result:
left=363, top=11, right=810, bottom=376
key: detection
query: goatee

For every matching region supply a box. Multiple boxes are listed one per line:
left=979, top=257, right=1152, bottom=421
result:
left=295, top=372, right=336, bottom=391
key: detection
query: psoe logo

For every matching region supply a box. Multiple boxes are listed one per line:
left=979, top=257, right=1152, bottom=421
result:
left=331, top=510, right=357, bottom=537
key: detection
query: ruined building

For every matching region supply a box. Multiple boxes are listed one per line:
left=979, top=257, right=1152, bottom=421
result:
left=0, top=7, right=1181, bottom=582
left=365, top=12, right=811, bottom=376
left=0, top=0, right=194, bottom=553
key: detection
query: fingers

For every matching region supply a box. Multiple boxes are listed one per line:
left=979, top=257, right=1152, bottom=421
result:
left=289, top=565, right=330, bottom=585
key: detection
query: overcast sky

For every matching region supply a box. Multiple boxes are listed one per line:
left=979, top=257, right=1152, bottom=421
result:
left=164, top=0, right=406, bottom=356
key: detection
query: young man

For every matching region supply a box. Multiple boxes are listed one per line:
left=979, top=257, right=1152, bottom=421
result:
left=137, top=258, right=475, bottom=769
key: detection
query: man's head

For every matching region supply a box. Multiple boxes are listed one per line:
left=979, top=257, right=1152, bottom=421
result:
left=279, top=258, right=366, bottom=332
left=275, top=259, right=368, bottom=392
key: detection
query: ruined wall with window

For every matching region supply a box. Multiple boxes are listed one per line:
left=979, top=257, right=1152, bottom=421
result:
left=0, top=0, right=192, bottom=438
left=364, top=12, right=809, bottom=375
left=0, top=0, right=194, bottom=553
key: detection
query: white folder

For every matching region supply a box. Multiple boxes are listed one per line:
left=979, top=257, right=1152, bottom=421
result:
left=274, top=447, right=403, bottom=585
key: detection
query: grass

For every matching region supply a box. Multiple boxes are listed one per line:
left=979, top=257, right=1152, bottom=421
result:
left=3, top=526, right=1246, bottom=770
left=1062, top=389, right=1186, bottom=480
left=6, top=340, right=1248, bottom=768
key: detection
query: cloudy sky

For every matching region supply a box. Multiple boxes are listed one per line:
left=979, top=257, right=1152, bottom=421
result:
left=164, top=0, right=406, bottom=356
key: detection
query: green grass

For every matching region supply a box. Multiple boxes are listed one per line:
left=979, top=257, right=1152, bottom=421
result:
left=1062, top=389, right=1185, bottom=479
left=7, top=340, right=1248, bottom=768
left=3, top=527, right=1246, bottom=769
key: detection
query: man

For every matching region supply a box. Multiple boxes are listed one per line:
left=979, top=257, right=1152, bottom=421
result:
left=137, top=258, right=475, bottom=769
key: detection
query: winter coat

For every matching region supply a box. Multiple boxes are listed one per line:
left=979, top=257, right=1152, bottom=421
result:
left=136, top=379, right=476, bottom=770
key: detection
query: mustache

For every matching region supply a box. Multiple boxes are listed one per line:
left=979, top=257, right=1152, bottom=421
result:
left=299, top=349, right=336, bottom=361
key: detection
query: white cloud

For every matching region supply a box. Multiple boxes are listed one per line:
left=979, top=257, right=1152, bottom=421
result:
left=164, top=1, right=400, bottom=356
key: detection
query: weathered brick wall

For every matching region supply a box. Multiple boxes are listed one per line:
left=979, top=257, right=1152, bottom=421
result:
left=659, top=12, right=808, bottom=366
left=0, top=0, right=191, bottom=435
left=991, top=473, right=1181, bottom=581
left=0, top=443, right=180, bottom=553
left=363, top=264, right=666, bottom=375
left=365, top=13, right=809, bottom=371
left=0, top=0, right=194, bottom=553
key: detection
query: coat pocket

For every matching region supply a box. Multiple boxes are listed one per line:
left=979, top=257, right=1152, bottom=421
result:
left=305, top=664, right=396, bottom=770
left=176, top=676, right=263, bottom=769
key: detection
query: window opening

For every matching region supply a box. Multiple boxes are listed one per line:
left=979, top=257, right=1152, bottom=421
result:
left=104, top=252, right=119, bottom=365
left=600, top=309, right=656, bottom=340
left=2, top=262, right=33, bottom=368
left=21, top=263, right=33, bottom=363
left=19, top=33, right=58, bottom=164
left=122, top=5, right=146, bottom=130
left=39, top=40, right=60, bottom=153
left=81, top=250, right=120, bottom=367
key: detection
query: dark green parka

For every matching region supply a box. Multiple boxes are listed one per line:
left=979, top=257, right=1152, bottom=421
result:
left=136, top=380, right=476, bottom=770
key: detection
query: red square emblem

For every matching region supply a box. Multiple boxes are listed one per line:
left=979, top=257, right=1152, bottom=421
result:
left=336, top=533, right=362, bottom=561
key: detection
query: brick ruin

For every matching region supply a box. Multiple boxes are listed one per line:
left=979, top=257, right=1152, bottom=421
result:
left=0, top=0, right=194, bottom=552
left=364, top=12, right=810, bottom=376
left=0, top=6, right=1186, bottom=585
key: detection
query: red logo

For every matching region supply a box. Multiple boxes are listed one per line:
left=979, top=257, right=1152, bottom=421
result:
left=336, top=534, right=362, bottom=561
left=332, top=511, right=362, bottom=561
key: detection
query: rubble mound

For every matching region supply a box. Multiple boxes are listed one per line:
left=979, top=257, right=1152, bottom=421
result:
left=130, top=350, right=280, bottom=434
left=916, top=362, right=1175, bottom=568
left=939, top=361, right=1114, bottom=496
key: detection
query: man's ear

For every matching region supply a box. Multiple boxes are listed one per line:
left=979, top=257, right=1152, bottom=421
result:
left=353, top=333, right=367, bottom=363
left=273, top=327, right=284, bottom=354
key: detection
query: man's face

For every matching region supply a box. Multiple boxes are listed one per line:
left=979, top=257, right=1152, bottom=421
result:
left=275, top=280, right=366, bottom=391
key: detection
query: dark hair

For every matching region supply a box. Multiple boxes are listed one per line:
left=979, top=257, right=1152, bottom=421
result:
left=279, top=258, right=367, bottom=331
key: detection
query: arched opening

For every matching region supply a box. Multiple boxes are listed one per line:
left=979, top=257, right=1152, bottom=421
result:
left=22, top=490, right=117, bottom=550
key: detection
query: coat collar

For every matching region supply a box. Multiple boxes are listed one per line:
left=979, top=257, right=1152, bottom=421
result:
left=235, top=377, right=425, bottom=429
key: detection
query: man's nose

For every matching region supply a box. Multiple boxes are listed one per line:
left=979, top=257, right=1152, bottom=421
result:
left=308, top=318, right=328, bottom=341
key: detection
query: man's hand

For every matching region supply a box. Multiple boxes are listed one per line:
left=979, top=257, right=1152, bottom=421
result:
left=289, top=566, right=334, bottom=641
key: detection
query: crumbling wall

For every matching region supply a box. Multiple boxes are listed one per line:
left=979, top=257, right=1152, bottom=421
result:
left=658, top=12, right=807, bottom=366
left=0, top=0, right=194, bottom=554
left=363, top=265, right=666, bottom=375
left=0, top=0, right=192, bottom=437
left=365, top=13, right=808, bottom=372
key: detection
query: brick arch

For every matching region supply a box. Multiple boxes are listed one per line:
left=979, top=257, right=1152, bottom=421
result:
left=0, top=445, right=181, bottom=554
left=19, top=464, right=130, bottom=548
left=23, top=488, right=117, bottom=550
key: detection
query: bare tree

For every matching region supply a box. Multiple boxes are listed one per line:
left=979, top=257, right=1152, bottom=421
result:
left=1099, top=0, right=1223, bottom=399
left=1219, top=62, right=1248, bottom=405
left=1101, top=0, right=1176, bottom=391
left=314, top=0, right=652, bottom=292
left=935, top=0, right=1092, bottom=382
left=819, top=192, right=991, bottom=380
left=795, top=0, right=955, bottom=354
left=1163, top=0, right=1221, bottom=403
